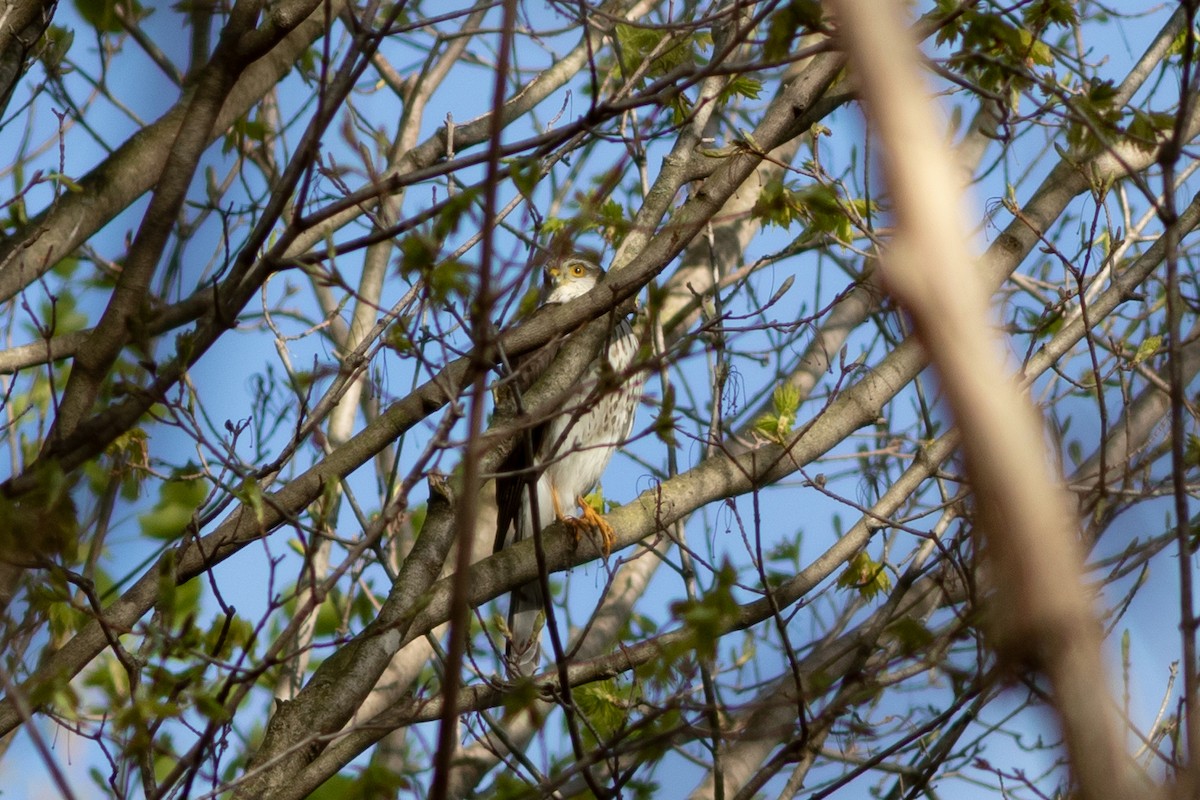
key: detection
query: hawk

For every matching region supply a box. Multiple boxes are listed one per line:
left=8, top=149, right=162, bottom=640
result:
left=494, top=257, right=644, bottom=675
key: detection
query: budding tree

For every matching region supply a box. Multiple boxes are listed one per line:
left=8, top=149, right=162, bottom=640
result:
left=0, top=2, right=1194, bottom=799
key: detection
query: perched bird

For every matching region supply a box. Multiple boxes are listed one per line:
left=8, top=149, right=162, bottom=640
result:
left=494, top=257, right=644, bottom=675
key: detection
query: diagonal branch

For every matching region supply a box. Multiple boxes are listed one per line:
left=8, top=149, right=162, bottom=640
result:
left=826, top=2, right=1146, bottom=798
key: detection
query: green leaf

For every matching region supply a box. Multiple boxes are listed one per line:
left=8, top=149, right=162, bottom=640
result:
left=83, top=654, right=131, bottom=703
left=432, top=189, right=476, bottom=240
left=74, top=0, right=141, bottom=33
left=613, top=24, right=705, bottom=81
left=654, top=383, right=678, bottom=446
left=139, top=472, right=207, bottom=540
left=582, top=488, right=605, bottom=515
left=1022, top=0, right=1078, bottom=29
left=1168, top=26, right=1200, bottom=58
left=754, top=384, right=801, bottom=443
left=51, top=256, right=80, bottom=278
left=204, top=613, right=255, bottom=661
left=501, top=674, right=545, bottom=723
left=48, top=598, right=87, bottom=642
left=764, top=1, right=822, bottom=62
left=428, top=260, right=470, bottom=303
left=157, top=550, right=179, bottom=623
left=1130, top=334, right=1161, bottom=366
left=1126, top=111, right=1175, bottom=152
left=1028, top=38, right=1053, bottom=67
left=234, top=478, right=267, bottom=524
left=885, top=617, right=934, bottom=655
left=597, top=199, right=629, bottom=246
left=40, top=26, right=75, bottom=72
left=223, top=114, right=267, bottom=154
left=0, top=461, right=79, bottom=561
left=837, top=551, right=892, bottom=600
left=409, top=503, right=427, bottom=537
left=383, top=315, right=414, bottom=355
left=717, top=75, right=762, bottom=104
left=1185, top=434, right=1200, bottom=469
left=668, top=560, right=739, bottom=662
left=1067, top=439, right=1083, bottom=467
left=397, top=234, right=439, bottom=275
left=35, top=291, right=88, bottom=336
left=510, top=157, right=542, bottom=202
left=575, top=680, right=628, bottom=744
left=752, top=177, right=802, bottom=229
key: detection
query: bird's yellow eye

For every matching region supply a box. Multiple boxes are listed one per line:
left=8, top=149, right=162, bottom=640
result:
left=572, top=263, right=584, bottom=275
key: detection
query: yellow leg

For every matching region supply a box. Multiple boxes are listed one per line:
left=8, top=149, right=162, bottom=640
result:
left=548, top=482, right=615, bottom=555
left=549, top=489, right=567, bottom=521
left=560, top=495, right=615, bottom=556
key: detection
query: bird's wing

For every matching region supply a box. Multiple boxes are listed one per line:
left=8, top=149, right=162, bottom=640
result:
left=493, top=335, right=562, bottom=553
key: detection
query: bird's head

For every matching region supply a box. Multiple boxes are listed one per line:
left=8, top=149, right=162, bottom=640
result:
left=543, top=257, right=602, bottom=304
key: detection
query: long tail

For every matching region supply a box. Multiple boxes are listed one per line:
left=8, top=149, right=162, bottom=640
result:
left=502, top=480, right=550, bottom=677
left=507, top=578, right=543, bottom=676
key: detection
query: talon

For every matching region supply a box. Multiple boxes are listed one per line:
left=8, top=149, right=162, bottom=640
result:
left=568, top=495, right=614, bottom=556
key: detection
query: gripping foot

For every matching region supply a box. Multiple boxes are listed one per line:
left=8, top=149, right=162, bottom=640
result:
left=561, top=495, right=615, bottom=556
